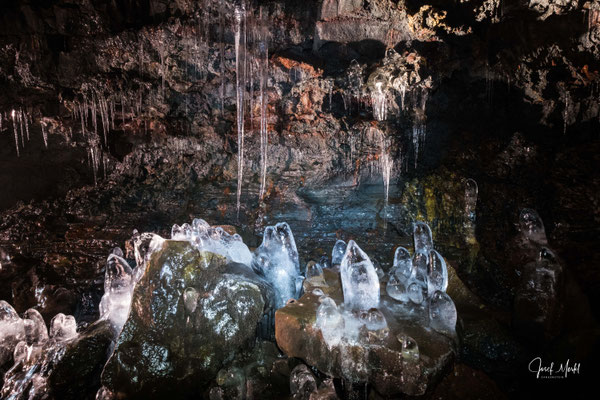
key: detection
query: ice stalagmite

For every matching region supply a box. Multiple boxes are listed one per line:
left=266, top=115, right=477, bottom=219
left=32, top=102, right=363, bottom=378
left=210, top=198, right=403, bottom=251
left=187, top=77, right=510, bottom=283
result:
left=331, top=240, right=347, bottom=265
left=519, top=208, right=547, bottom=244
left=234, top=4, right=247, bottom=215
left=316, top=297, right=345, bottom=347
left=413, top=221, right=433, bottom=253
left=340, top=240, right=380, bottom=310
left=427, top=250, right=448, bottom=293
left=429, top=291, right=457, bottom=335
left=99, top=248, right=135, bottom=330
left=252, top=222, right=301, bottom=308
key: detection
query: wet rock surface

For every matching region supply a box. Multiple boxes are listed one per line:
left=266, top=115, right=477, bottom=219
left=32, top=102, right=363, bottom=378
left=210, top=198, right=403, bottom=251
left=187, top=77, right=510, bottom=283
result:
left=101, top=240, right=272, bottom=398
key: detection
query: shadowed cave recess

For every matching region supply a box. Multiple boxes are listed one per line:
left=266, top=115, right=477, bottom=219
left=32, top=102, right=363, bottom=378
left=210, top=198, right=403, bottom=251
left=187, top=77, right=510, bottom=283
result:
left=0, top=0, right=599, bottom=399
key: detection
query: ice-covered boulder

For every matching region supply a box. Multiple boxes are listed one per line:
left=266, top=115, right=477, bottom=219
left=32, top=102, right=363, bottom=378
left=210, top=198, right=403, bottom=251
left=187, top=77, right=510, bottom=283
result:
left=275, top=268, right=457, bottom=397
left=101, top=240, right=274, bottom=397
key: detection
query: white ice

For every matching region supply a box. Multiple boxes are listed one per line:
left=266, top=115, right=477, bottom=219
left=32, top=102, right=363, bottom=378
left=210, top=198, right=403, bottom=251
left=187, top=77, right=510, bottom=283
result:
left=253, top=222, right=301, bottom=308
left=340, top=240, right=380, bottom=310
left=172, top=218, right=253, bottom=266
left=331, top=240, right=347, bottom=265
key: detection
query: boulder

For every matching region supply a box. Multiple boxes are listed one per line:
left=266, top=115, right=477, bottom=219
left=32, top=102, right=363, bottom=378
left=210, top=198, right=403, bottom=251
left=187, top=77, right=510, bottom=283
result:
left=101, top=240, right=272, bottom=397
left=275, top=269, right=456, bottom=397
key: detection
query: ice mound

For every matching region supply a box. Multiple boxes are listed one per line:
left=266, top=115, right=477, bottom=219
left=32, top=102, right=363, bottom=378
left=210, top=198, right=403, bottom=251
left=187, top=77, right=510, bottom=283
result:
left=312, top=221, right=457, bottom=351
left=386, top=222, right=449, bottom=305
left=0, top=300, right=78, bottom=399
left=252, top=222, right=301, bottom=308
left=172, top=218, right=253, bottom=266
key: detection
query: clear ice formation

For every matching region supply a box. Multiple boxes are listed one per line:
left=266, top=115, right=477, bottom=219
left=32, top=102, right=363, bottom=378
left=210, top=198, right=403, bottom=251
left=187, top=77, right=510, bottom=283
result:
left=289, top=364, right=318, bottom=400
left=413, top=221, right=434, bottom=253
left=340, top=240, right=380, bottom=310
left=314, top=222, right=456, bottom=352
left=0, top=300, right=78, bottom=399
left=464, top=178, right=478, bottom=222
left=252, top=222, right=301, bottom=308
left=428, top=291, right=457, bottom=335
left=171, top=218, right=253, bottom=266
left=331, top=240, right=347, bottom=265
left=519, top=208, right=547, bottom=244
left=315, top=297, right=345, bottom=347
left=99, top=250, right=136, bottom=330
left=234, top=4, right=247, bottom=216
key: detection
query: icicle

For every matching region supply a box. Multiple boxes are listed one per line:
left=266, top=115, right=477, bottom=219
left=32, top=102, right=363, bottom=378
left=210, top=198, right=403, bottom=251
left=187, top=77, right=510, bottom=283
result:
left=23, top=109, right=30, bottom=142
left=235, top=3, right=247, bottom=216
left=41, top=120, right=48, bottom=148
left=11, top=110, right=20, bottom=157
left=258, top=9, right=269, bottom=200
left=563, top=90, right=569, bottom=135
left=371, top=81, right=387, bottom=121
left=139, top=40, right=144, bottom=75
left=18, top=109, right=25, bottom=148
left=219, top=1, right=225, bottom=115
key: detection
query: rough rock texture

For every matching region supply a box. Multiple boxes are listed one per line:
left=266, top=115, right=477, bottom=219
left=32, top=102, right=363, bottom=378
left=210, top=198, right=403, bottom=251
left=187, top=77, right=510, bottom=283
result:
left=101, top=240, right=272, bottom=398
left=275, top=269, right=457, bottom=397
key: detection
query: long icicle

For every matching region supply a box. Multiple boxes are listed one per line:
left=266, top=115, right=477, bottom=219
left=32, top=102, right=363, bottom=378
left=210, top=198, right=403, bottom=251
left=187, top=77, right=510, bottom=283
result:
left=235, top=3, right=247, bottom=216
left=258, top=9, right=269, bottom=200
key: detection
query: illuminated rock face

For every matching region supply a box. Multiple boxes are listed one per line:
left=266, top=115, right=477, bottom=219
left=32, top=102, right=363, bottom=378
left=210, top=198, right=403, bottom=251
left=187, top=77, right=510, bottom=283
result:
left=102, top=240, right=273, bottom=397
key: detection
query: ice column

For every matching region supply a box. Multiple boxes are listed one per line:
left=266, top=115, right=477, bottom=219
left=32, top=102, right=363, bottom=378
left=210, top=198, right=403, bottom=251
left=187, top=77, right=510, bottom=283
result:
left=235, top=4, right=247, bottom=215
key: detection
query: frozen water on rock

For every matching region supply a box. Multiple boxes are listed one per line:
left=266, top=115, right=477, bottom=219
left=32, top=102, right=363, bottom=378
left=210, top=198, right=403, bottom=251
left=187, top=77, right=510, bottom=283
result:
left=49, top=313, right=77, bottom=342
left=316, top=297, right=344, bottom=347
left=306, top=261, right=324, bottom=279
left=340, top=240, right=380, bottom=310
left=359, top=308, right=388, bottom=332
left=519, top=208, right=547, bottom=244
left=429, top=291, right=457, bottom=335
left=464, top=178, right=478, bottom=222
left=331, top=240, right=347, bottom=265
left=99, top=251, right=135, bottom=330
left=386, top=274, right=409, bottom=302
left=392, top=246, right=413, bottom=282
left=397, top=335, right=419, bottom=361
left=172, top=218, right=253, bottom=266
left=253, top=222, right=301, bottom=308
left=289, top=364, right=318, bottom=400
left=23, top=309, right=48, bottom=344
left=413, top=222, right=433, bottom=253
left=427, top=250, right=448, bottom=293
left=407, top=282, right=425, bottom=304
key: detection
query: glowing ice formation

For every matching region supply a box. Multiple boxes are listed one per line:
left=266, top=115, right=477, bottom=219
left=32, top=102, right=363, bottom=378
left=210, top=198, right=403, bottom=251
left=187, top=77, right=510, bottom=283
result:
left=340, top=240, right=380, bottom=310
left=0, top=300, right=78, bottom=399
left=316, top=297, right=345, bottom=347
left=253, top=222, right=301, bottom=308
left=171, top=218, right=253, bottom=266
left=99, top=249, right=135, bottom=330
left=331, top=239, right=347, bottom=265
left=428, top=291, right=457, bottom=335
left=519, top=208, right=547, bottom=244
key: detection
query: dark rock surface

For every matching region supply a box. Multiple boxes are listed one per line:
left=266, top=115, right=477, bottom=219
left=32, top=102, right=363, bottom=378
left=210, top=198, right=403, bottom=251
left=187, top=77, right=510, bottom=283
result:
left=101, top=240, right=272, bottom=398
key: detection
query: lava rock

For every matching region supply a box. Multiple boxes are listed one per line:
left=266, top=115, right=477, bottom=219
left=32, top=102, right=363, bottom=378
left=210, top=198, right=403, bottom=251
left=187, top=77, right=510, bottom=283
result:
left=275, top=269, right=456, bottom=397
left=101, top=240, right=272, bottom=398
